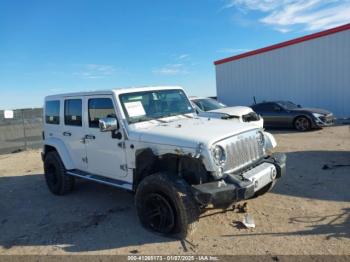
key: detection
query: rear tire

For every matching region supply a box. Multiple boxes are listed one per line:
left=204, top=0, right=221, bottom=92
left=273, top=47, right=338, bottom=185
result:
left=44, top=151, right=75, bottom=195
left=294, top=116, right=311, bottom=131
left=135, top=173, right=199, bottom=239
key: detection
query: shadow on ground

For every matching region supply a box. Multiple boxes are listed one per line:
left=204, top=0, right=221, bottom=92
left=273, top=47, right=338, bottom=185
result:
left=265, top=123, right=350, bottom=135
left=222, top=207, right=350, bottom=239
left=0, top=175, right=179, bottom=252
left=0, top=150, right=349, bottom=252
left=265, top=127, right=320, bottom=135
left=219, top=150, right=350, bottom=240
left=273, top=150, right=350, bottom=202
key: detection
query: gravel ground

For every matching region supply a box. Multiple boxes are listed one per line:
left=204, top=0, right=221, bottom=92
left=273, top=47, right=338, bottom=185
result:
left=0, top=125, right=349, bottom=255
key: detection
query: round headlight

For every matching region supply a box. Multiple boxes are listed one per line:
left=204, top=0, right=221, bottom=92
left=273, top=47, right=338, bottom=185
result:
left=212, top=145, right=226, bottom=166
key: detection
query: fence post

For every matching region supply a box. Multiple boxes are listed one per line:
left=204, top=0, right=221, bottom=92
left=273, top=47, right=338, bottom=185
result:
left=21, top=109, right=27, bottom=151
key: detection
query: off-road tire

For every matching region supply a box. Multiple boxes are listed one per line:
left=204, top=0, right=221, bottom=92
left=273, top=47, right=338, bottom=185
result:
left=294, top=116, right=311, bottom=131
left=135, top=173, right=199, bottom=239
left=44, top=151, right=75, bottom=195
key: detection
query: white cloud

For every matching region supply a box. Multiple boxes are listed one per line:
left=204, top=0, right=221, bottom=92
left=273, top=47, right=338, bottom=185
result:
left=152, top=63, right=188, bottom=76
left=73, top=64, right=116, bottom=79
left=225, top=0, right=291, bottom=12
left=153, top=54, right=192, bottom=75
left=216, top=48, right=251, bottom=54
left=225, top=0, right=350, bottom=32
left=176, top=54, right=190, bottom=60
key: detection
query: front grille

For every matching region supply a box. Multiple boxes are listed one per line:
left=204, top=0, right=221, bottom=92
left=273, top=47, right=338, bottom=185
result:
left=218, top=131, right=265, bottom=173
left=319, top=114, right=335, bottom=124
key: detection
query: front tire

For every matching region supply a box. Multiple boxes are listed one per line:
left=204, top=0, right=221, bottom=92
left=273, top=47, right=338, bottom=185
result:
left=135, top=173, right=199, bottom=238
left=294, top=116, right=311, bottom=131
left=44, top=151, right=75, bottom=195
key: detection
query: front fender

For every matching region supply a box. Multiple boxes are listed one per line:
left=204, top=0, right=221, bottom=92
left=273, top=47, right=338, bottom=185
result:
left=44, top=137, right=75, bottom=170
left=263, top=131, right=277, bottom=150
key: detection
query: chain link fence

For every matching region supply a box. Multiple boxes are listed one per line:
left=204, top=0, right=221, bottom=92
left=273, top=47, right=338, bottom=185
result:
left=0, top=108, right=43, bottom=155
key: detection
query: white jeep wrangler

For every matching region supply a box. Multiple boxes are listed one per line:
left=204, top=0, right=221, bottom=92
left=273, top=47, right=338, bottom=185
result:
left=42, top=86, right=286, bottom=238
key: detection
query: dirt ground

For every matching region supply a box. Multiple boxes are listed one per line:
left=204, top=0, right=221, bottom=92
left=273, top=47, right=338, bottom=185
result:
left=0, top=125, right=349, bottom=255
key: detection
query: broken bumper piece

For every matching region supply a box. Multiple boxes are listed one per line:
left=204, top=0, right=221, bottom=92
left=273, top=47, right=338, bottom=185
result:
left=192, top=153, right=286, bottom=207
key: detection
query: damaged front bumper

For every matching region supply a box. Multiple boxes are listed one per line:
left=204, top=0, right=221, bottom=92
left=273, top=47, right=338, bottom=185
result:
left=192, top=153, right=286, bottom=207
left=312, top=114, right=336, bottom=128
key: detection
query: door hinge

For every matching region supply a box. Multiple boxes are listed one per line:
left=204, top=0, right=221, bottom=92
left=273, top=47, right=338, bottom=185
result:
left=118, top=142, right=125, bottom=148
left=120, top=164, right=128, bottom=171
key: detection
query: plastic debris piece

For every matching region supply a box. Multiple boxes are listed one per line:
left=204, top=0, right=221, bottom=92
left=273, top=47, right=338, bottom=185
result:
left=242, top=214, right=255, bottom=228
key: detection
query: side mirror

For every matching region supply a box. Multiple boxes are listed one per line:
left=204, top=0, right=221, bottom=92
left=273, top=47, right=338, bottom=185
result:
left=99, top=117, right=119, bottom=132
left=297, top=104, right=301, bottom=108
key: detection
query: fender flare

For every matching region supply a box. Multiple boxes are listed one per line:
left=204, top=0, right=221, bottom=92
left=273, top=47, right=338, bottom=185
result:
left=263, top=131, right=277, bottom=150
left=44, top=137, right=75, bottom=170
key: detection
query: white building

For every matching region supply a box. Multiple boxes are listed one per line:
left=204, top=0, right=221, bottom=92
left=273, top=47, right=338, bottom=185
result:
left=214, top=23, right=350, bottom=118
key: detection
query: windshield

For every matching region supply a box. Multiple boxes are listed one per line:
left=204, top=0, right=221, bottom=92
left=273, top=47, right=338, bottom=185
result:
left=192, top=98, right=226, bottom=111
left=119, top=89, right=194, bottom=124
left=277, top=101, right=299, bottom=110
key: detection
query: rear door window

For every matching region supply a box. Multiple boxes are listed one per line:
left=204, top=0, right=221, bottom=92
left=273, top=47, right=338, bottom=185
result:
left=64, top=99, right=82, bottom=126
left=45, top=100, right=60, bottom=124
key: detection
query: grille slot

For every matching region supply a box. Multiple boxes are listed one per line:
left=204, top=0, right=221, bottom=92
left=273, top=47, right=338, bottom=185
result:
left=222, top=131, right=265, bottom=173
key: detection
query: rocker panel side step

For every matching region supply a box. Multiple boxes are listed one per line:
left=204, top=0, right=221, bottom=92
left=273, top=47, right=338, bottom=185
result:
left=66, top=170, right=133, bottom=191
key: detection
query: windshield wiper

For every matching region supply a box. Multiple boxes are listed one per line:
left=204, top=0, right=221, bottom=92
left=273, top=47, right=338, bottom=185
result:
left=130, top=116, right=167, bottom=124
left=221, top=114, right=239, bottom=119
left=163, top=112, right=194, bottom=119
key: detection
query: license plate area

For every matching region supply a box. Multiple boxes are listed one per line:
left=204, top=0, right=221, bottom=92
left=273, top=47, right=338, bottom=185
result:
left=242, top=163, right=277, bottom=192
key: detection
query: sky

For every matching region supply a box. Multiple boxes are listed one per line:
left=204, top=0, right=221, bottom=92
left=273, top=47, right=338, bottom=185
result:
left=1, top=0, right=350, bottom=109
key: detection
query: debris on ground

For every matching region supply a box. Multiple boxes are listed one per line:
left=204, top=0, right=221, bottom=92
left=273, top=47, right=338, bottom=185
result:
left=129, top=249, right=139, bottom=254
left=237, top=202, right=248, bottom=213
left=180, top=239, right=198, bottom=252
left=241, top=214, right=255, bottom=228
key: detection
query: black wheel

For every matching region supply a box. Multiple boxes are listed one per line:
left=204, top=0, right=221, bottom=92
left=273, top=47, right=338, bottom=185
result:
left=135, top=173, right=199, bottom=238
left=44, top=151, right=75, bottom=195
left=294, top=116, right=311, bottom=131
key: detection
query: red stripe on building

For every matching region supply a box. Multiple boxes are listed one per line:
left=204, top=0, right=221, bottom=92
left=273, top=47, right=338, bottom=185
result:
left=214, top=23, right=350, bottom=66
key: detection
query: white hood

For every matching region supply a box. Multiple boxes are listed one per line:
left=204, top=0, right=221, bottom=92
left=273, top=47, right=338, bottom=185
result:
left=208, top=106, right=253, bottom=116
left=128, top=117, right=259, bottom=148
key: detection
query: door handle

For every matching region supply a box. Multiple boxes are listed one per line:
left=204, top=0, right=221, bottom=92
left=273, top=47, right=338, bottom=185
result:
left=85, top=134, right=96, bottom=140
left=63, top=131, right=72, bottom=136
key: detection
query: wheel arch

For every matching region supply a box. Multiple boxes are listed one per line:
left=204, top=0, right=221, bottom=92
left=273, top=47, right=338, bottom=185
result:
left=133, top=148, right=209, bottom=191
left=43, top=137, right=75, bottom=170
left=293, top=114, right=313, bottom=126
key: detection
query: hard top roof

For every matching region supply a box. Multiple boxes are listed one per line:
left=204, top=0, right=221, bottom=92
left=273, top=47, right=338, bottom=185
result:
left=45, top=86, right=183, bottom=100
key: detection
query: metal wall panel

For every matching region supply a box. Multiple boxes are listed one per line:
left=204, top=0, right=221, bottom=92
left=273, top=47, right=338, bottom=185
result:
left=215, top=29, right=350, bottom=117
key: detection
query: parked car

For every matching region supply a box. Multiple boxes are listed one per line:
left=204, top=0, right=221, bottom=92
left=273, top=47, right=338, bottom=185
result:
left=42, top=86, right=286, bottom=238
left=190, top=96, right=263, bottom=128
left=251, top=101, right=335, bottom=131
